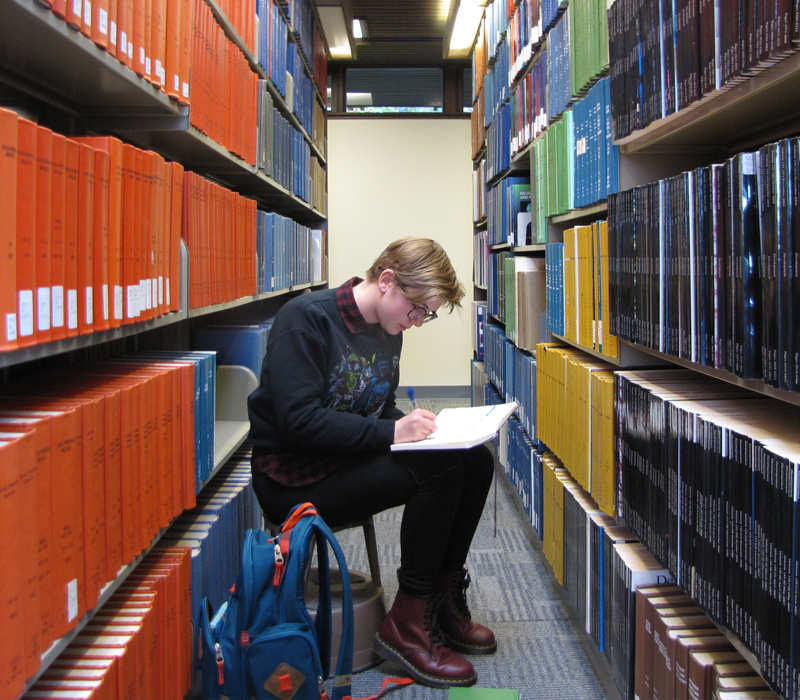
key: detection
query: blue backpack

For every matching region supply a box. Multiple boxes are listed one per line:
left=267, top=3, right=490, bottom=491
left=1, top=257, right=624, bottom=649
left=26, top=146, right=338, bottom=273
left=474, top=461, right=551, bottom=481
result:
left=200, top=503, right=355, bottom=700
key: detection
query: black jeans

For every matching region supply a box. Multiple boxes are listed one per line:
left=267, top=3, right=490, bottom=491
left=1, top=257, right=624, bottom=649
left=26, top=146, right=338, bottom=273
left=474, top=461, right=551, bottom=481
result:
left=252, top=444, right=495, bottom=597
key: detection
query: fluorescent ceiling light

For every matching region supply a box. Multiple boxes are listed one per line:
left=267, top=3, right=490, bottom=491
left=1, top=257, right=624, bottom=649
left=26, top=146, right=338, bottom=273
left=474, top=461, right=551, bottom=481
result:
left=446, top=0, right=485, bottom=58
left=346, top=92, right=373, bottom=106
left=352, top=19, right=367, bottom=39
left=318, top=6, right=352, bottom=59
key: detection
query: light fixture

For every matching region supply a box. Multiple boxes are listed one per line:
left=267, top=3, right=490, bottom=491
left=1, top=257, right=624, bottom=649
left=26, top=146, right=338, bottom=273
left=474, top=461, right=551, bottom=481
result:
left=316, top=1, right=356, bottom=59
left=352, top=18, right=367, bottom=40
left=444, top=0, right=486, bottom=59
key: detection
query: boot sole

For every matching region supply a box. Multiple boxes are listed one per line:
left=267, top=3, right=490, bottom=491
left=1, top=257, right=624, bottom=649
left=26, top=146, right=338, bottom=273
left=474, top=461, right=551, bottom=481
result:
left=372, top=634, right=477, bottom=689
left=443, top=632, right=498, bottom=656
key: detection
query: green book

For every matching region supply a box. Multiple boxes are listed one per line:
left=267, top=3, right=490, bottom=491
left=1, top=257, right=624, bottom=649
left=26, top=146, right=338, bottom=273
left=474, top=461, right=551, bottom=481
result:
left=448, top=689, right=520, bottom=700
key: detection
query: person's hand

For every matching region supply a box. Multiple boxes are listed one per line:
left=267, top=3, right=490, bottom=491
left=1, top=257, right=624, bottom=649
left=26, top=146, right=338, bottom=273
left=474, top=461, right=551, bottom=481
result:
left=394, top=408, right=438, bottom=443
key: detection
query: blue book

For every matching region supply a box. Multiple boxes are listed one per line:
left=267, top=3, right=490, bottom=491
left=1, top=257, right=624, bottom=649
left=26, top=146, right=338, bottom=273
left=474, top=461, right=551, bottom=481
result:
left=194, top=325, right=268, bottom=380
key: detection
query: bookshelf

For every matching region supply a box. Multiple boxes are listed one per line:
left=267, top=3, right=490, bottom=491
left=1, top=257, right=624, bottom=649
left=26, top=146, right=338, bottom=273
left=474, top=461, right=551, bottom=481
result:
left=0, top=1, right=331, bottom=697
left=471, top=2, right=800, bottom=700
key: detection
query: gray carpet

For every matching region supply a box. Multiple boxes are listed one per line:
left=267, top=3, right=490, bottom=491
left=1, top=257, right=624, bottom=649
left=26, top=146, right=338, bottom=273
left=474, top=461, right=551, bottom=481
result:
left=333, top=399, right=621, bottom=700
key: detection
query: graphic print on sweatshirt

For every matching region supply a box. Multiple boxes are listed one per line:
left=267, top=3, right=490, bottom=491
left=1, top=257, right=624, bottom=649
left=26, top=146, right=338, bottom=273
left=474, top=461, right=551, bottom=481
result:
left=325, top=344, right=399, bottom=416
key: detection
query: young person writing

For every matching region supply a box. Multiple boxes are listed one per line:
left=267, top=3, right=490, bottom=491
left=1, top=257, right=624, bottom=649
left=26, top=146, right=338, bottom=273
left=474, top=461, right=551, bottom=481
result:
left=247, top=237, right=496, bottom=688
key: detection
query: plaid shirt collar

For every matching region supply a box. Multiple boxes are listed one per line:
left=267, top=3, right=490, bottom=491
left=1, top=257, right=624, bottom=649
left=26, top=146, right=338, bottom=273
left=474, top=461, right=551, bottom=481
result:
left=337, top=276, right=371, bottom=334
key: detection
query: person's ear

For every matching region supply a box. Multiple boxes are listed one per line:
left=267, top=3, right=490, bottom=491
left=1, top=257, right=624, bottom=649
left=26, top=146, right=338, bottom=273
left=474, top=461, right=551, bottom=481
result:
left=377, top=268, right=396, bottom=292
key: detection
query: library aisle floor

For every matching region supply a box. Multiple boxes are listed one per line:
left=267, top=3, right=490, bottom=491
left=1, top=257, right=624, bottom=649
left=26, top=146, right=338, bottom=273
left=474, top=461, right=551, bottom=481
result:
left=336, top=404, right=621, bottom=700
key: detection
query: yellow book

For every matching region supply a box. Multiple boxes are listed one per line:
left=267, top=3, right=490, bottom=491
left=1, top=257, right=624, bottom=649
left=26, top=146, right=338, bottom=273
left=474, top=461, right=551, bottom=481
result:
left=563, top=227, right=577, bottom=343
left=576, top=224, right=595, bottom=349
left=598, top=219, right=619, bottom=358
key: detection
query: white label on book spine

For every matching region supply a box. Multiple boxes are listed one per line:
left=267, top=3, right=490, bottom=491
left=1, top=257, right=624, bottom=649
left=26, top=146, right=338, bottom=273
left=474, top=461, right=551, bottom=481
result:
left=126, top=285, right=136, bottom=319
left=72, top=0, right=81, bottom=18
left=120, top=32, right=127, bottom=54
left=19, top=290, right=33, bottom=337
left=67, top=579, right=79, bottom=621
left=110, top=21, right=117, bottom=46
left=6, top=314, right=16, bottom=342
left=84, top=1, right=91, bottom=26
left=67, top=290, right=78, bottom=329
left=85, top=288, right=93, bottom=325
left=114, top=286, right=123, bottom=320
left=741, top=152, right=757, bottom=175
left=158, top=276, right=163, bottom=305
left=37, top=287, right=50, bottom=331
left=102, top=284, right=109, bottom=320
left=52, top=286, right=64, bottom=328
left=99, top=9, right=108, bottom=35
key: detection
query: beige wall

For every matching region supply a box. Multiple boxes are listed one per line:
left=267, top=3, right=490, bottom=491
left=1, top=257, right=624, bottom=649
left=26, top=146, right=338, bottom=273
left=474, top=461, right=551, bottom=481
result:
left=327, top=118, right=473, bottom=389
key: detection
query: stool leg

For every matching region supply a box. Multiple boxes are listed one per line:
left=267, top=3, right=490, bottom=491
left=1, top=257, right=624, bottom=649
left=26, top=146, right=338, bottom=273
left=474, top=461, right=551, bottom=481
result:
left=362, top=519, right=382, bottom=588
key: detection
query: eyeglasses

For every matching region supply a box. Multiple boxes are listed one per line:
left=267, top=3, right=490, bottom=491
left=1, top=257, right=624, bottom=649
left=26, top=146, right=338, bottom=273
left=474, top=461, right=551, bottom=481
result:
left=407, top=304, right=438, bottom=323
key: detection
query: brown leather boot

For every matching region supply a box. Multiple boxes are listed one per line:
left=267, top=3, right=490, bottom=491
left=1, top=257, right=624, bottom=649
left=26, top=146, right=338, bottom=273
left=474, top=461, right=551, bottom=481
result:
left=437, top=568, right=497, bottom=655
left=372, top=589, right=477, bottom=688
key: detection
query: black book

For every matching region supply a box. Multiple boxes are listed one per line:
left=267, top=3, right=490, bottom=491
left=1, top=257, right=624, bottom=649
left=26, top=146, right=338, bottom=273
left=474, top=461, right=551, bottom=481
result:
left=695, top=166, right=713, bottom=366
left=790, top=138, right=800, bottom=392
left=608, top=193, right=620, bottom=338
left=661, top=0, right=677, bottom=116
left=710, top=162, right=728, bottom=372
left=759, top=142, right=779, bottom=386
left=725, top=156, right=740, bottom=376
left=698, top=0, right=717, bottom=94
left=738, top=151, right=763, bottom=380
left=794, top=0, right=800, bottom=48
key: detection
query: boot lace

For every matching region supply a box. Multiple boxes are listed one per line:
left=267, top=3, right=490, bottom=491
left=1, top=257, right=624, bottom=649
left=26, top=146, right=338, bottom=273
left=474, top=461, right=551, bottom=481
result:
left=423, top=597, right=446, bottom=653
left=450, top=571, right=472, bottom=620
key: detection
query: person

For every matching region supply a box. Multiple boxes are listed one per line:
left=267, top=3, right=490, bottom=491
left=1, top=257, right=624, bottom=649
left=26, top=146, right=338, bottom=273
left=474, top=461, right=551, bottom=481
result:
left=247, top=237, right=497, bottom=688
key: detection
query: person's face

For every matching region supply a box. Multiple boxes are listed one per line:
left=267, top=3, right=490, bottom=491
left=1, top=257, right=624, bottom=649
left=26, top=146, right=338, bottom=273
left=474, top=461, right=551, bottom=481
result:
left=377, top=272, right=443, bottom=336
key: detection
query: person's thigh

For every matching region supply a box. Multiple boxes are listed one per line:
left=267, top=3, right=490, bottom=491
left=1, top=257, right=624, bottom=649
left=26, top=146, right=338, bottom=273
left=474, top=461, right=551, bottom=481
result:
left=253, top=450, right=432, bottom=527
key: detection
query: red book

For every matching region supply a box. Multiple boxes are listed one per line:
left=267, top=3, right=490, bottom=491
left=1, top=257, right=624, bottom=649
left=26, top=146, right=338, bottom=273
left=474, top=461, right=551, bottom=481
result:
left=164, top=0, right=181, bottom=100
left=168, top=161, right=183, bottom=312
left=64, top=138, right=81, bottom=337
left=121, top=143, right=138, bottom=322
left=0, top=109, right=16, bottom=352
left=108, top=0, right=118, bottom=54
left=131, top=0, right=147, bottom=77
left=50, top=0, right=67, bottom=18
left=133, top=148, right=145, bottom=320
left=0, top=411, right=56, bottom=652
left=80, top=0, right=92, bottom=37
left=50, top=132, right=67, bottom=340
left=177, top=0, right=193, bottom=104
left=0, top=430, right=38, bottom=688
left=151, top=152, right=166, bottom=315
left=15, top=117, right=36, bottom=348
left=115, top=0, right=131, bottom=66
left=66, top=0, right=82, bottom=28
left=77, top=142, right=95, bottom=335
left=150, top=0, right=167, bottom=89
left=0, top=432, right=33, bottom=699
left=74, top=136, right=124, bottom=327
left=92, top=149, right=111, bottom=330
left=91, top=0, right=111, bottom=49
left=35, top=126, right=53, bottom=344
left=143, top=0, right=154, bottom=82
left=140, top=151, right=156, bottom=319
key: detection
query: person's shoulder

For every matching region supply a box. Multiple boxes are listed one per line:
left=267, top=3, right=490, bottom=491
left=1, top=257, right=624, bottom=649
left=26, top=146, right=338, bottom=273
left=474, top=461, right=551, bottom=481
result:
left=275, top=288, right=337, bottom=327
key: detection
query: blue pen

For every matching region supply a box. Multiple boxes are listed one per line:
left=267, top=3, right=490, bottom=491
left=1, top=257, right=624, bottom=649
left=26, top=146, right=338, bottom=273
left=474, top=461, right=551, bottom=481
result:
left=407, top=387, right=419, bottom=410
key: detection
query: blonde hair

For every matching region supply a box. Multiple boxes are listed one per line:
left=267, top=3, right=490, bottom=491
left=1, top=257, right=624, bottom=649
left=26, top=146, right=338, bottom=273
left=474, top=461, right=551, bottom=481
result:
left=366, top=237, right=465, bottom=311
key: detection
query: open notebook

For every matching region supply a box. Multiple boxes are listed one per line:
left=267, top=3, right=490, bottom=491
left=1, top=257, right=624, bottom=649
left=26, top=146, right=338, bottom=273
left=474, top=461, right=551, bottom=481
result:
left=390, top=402, right=517, bottom=451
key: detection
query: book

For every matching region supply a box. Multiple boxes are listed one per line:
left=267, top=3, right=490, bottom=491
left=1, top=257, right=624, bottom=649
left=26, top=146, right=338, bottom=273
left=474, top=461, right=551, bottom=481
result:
left=390, top=402, right=517, bottom=452
left=448, top=689, right=520, bottom=699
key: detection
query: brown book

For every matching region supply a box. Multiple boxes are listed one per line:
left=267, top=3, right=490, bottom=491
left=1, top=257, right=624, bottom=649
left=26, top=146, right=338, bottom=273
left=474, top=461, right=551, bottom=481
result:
left=688, top=650, right=749, bottom=700
left=672, top=634, right=734, bottom=700
left=637, top=587, right=698, bottom=700
left=653, top=615, right=718, bottom=700
left=715, top=676, right=769, bottom=693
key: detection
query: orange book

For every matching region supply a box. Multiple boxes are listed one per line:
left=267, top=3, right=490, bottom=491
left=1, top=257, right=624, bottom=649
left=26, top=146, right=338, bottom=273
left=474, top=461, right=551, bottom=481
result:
left=0, top=413, right=53, bottom=652
left=14, top=383, right=108, bottom=613
left=80, top=0, right=92, bottom=37
left=115, top=0, right=131, bottom=66
left=133, top=149, right=144, bottom=320
left=164, top=0, right=181, bottom=100
left=0, top=399, right=85, bottom=642
left=143, top=0, right=154, bottom=82
left=121, top=144, right=137, bottom=322
left=15, top=117, right=35, bottom=348
left=151, top=152, right=166, bottom=315
left=168, top=161, right=183, bottom=312
left=150, top=0, right=166, bottom=89
left=66, top=0, right=82, bottom=28
left=36, top=125, right=53, bottom=343
left=50, top=0, right=67, bottom=18
left=139, top=151, right=155, bottom=320
left=0, top=431, right=37, bottom=694
left=67, top=635, right=141, bottom=700
left=73, top=137, right=124, bottom=328
left=50, top=133, right=67, bottom=340
left=64, top=138, right=81, bottom=337
left=77, top=143, right=95, bottom=335
left=107, top=0, right=118, bottom=55
left=131, top=0, right=146, bottom=77
left=92, top=149, right=111, bottom=331
left=91, top=0, right=111, bottom=49
left=177, top=0, right=192, bottom=104
left=0, top=109, right=16, bottom=353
